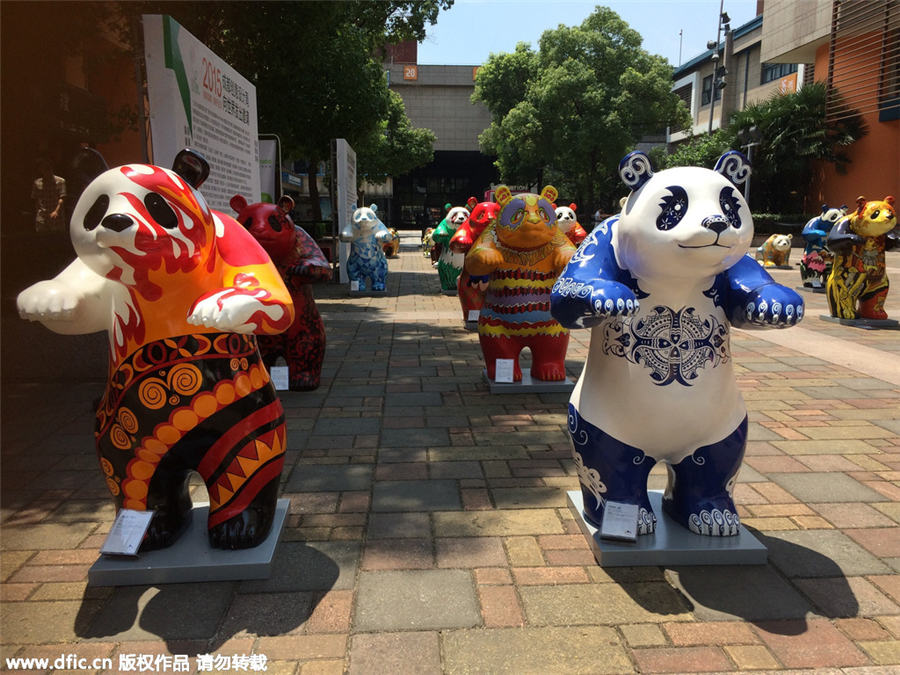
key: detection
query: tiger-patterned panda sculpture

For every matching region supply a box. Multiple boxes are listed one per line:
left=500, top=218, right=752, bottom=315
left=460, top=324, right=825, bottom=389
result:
left=826, top=195, right=897, bottom=320
left=231, top=194, right=331, bottom=391
left=551, top=151, right=803, bottom=536
left=17, top=150, right=294, bottom=550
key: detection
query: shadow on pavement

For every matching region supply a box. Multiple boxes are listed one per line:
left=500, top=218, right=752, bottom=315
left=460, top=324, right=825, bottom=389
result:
left=74, top=541, right=342, bottom=652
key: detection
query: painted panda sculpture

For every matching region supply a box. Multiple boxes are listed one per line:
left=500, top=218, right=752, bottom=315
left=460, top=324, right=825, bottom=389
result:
left=231, top=194, right=331, bottom=391
left=17, top=150, right=294, bottom=550
left=340, top=204, right=394, bottom=292
left=551, top=151, right=804, bottom=536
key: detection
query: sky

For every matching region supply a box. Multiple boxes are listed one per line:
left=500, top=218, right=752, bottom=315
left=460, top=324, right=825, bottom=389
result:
left=416, top=0, right=761, bottom=69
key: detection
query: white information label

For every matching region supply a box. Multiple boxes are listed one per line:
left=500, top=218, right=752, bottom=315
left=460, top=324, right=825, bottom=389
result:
left=467, top=310, right=480, bottom=322
left=100, top=509, right=155, bottom=556
left=270, top=366, right=289, bottom=391
left=600, top=501, right=639, bottom=542
left=350, top=280, right=360, bottom=292
left=494, top=359, right=515, bottom=383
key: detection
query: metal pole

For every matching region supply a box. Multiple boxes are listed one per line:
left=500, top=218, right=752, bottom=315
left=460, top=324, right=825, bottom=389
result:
left=707, top=0, right=725, bottom=133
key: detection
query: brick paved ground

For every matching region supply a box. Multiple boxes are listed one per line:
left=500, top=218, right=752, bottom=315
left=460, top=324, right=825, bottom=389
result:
left=1, top=234, right=899, bottom=674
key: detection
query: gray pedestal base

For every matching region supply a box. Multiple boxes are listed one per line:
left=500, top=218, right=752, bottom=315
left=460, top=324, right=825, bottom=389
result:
left=88, top=498, right=289, bottom=586
left=796, top=286, right=826, bottom=294
left=441, top=288, right=458, bottom=296
left=819, top=315, right=899, bottom=330
left=483, top=370, right=575, bottom=394
left=464, top=321, right=478, bottom=332
left=567, top=491, right=767, bottom=567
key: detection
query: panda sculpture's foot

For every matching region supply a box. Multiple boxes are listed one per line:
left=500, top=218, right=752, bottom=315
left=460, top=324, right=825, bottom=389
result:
left=140, top=500, right=192, bottom=552
left=662, top=418, right=747, bottom=537
left=289, top=374, right=321, bottom=391
left=567, top=405, right=658, bottom=535
left=531, top=361, right=567, bottom=381
left=663, top=493, right=741, bottom=536
left=208, top=480, right=279, bottom=549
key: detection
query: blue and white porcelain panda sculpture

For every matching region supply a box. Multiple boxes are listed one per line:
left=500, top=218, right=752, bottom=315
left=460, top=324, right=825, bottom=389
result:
left=551, top=151, right=803, bottom=537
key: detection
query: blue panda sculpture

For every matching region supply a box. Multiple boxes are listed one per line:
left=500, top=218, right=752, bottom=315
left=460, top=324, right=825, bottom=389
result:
left=551, top=151, right=804, bottom=537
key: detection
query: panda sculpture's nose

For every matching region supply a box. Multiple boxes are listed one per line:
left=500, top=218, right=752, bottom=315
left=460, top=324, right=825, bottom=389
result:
left=100, top=213, right=134, bottom=232
left=702, top=215, right=729, bottom=234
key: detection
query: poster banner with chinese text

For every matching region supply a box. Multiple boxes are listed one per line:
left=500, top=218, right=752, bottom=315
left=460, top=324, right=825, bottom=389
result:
left=143, top=14, right=260, bottom=211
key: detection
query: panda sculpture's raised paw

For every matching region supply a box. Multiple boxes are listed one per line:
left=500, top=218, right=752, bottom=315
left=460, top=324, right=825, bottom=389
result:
left=742, top=285, right=804, bottom=327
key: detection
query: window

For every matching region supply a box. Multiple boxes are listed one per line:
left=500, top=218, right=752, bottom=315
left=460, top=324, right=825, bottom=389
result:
left=761, top=62, right=798, bottom=85
left=673, top=83, right=693, bottom=109
left=826, top=0, right=900, bottom=123
left=701, top=75, right=721, bottom=106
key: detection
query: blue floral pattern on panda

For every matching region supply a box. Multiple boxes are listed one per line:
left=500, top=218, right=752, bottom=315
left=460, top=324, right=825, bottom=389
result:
left=568, top=405, right=658, bottom=535
left=601, top=306, right=729, bottom=386
left=662, top=416, right=748, bottom=536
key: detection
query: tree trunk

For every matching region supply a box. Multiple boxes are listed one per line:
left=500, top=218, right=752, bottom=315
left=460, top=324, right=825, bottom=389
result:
left=307, top=159, right=322, bottom=222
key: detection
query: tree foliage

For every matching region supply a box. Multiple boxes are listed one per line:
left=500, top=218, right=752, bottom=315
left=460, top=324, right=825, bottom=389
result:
left=728, top=82, right=866, bottom=212
left=355, top=90, right=436, bottom=187
left=108, top=1, right=449, bottom=218
left=659, top=82, right=867, bottom=213
left=473, top=7, right=690, bottom=213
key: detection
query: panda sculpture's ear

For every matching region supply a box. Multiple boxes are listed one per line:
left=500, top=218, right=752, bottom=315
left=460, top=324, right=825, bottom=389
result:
left=467, top=196, right=478, bottom=210
left=495, top=186, right=513, bottom=208
left=713, top=150, right=751, bottom=188
left=230, top=194, right=248, bottom=213
left=278, top=195, right=295, bottom=213
left=618, top=151, right=653, bottom=191
left=370, top=203, right=378, bottom=213
left=172, top=149, right=210, bottom=188
left=540, top=185, right=558, bottom=203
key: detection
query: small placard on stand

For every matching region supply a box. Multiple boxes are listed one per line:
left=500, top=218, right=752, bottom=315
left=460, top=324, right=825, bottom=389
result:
left=350, top=280, right=360, bottom=292
left=494, top=359, right=515, bottom=383
left=270, top=366, right=290, bottom=391
left=467, top=310, right=480, bottom=322
left=599, top=501, right=639, bottom=542
left=100, top=509, right=155, bottom=557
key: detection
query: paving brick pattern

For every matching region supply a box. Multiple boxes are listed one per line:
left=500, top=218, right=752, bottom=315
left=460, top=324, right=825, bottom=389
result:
left=1, top=239, right=899, bottom=673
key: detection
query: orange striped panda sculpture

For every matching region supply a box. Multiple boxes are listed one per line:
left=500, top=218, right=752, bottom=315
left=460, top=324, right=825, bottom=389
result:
left=465, top=185, right=575, bottom=381
left=17, top=150, right=294, bottom=550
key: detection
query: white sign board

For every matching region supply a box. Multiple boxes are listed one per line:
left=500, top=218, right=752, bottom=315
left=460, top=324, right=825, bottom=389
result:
left=143, top=14, right=260, bottom=211
left=334, top=139, right=357, bottom=283
left=259, top=136, right=280, bottom=203
left=270, top=366, right=290, bottom=391
left=494, top=359, right=515, bottom=383
left=600, top=501, right=639, bottom=542
left=100, top=509, right=155, bottom=556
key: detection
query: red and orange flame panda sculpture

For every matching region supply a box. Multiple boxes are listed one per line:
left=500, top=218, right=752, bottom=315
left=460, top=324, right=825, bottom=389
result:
left=17, top=150, right=294, bottom=550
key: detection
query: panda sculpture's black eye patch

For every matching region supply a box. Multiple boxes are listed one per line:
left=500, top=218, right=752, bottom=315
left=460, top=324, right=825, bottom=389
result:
left=719, top=186, right=743, bottom=229
left=267, top=214, right=283, bottom=232
left=656, top=186, right=688, bottom=230
left=83, top=195, right=109, bottom=231
left=144, top=193, right=178, bottom=229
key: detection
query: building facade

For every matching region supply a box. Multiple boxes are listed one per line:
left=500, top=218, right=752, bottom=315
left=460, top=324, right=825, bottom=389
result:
left=760, top=0, right=899, bottom=206
left=669, top=14, right=807, bottom=141
left=380, top=42, right=498, bottom=229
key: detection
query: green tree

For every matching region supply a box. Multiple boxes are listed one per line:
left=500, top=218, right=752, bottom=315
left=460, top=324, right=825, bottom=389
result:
left=655, top=128, right=735, bottom=172
left=110, top=1, right=450, bottom=219
left=728, top=82, right=867, bottom=213
left=473, top=7, right=689, bottom=213
left=356, top=90, right=436, bottom=190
